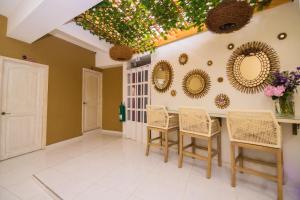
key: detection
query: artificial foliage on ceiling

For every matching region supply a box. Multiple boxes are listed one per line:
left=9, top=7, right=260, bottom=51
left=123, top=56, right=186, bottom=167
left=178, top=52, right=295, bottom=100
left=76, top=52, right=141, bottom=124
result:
left=74, top=0, right=274, bottom=53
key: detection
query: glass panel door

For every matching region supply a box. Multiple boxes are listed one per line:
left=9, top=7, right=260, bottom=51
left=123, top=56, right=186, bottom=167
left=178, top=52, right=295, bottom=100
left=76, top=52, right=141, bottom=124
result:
left=125, top=64, right=150, bottom=143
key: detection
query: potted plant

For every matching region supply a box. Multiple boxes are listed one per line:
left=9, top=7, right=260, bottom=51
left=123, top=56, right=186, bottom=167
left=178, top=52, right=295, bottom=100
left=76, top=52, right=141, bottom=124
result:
left=264, top=67, right=300, bottom=116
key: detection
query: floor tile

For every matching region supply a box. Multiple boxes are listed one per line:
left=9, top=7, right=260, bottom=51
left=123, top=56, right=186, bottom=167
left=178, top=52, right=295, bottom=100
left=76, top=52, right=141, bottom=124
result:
left=5, top=178, right=51, bottom=200
left=74, top=185, right=132, bottom=200
left=0, top=186, right=20, bottom=200
left=0, top=132, right=299, bottom=200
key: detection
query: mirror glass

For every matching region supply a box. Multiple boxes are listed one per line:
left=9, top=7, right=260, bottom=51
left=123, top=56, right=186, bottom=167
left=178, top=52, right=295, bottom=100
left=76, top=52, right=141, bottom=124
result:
left=239, top=55, right=262, bottom=80
left=155, top=66, right=168, bottom=87
left=187, top=75, right=204, bottom=93
left=152, top=61, right=173, bottom=93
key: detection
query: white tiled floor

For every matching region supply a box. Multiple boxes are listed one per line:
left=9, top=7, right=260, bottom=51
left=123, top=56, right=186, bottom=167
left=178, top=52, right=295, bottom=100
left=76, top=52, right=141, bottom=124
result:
left=0, top=132, right=299, bottom=200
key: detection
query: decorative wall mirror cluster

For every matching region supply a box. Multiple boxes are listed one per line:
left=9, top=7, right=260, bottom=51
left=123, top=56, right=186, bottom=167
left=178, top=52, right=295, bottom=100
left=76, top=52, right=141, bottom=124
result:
left=227, top=41, right=280, bottom=94
left=182, top=69, right=211, bottom=98
left=152, top=60, right=173, bottom=93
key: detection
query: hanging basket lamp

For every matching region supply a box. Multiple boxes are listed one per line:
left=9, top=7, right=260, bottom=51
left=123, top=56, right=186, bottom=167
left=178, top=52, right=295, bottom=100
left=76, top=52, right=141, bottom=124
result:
left=205, top=0, right=253, bottom=34
left=109, top=45, right=133, bottom=61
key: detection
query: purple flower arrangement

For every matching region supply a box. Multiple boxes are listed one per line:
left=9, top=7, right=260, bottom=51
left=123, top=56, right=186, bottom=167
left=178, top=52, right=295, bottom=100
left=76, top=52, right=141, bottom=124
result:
left=264, top=67, right=300, bottom=100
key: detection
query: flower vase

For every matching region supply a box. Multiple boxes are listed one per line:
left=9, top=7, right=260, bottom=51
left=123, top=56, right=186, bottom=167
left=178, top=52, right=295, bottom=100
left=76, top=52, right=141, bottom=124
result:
left=274, top=94, right=295, bottom=116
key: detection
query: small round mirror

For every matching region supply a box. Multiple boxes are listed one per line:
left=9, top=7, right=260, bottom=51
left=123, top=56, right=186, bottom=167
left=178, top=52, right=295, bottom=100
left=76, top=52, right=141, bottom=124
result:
left=227, top=43, right=234, bottom=50
left=277, top=33, right=287, bottom=40
left=179, top=53, right=188, bottom=65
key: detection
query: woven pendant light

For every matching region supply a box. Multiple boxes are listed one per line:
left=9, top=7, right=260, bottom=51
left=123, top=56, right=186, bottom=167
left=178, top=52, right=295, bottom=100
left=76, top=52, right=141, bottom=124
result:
left=205, top=0, right=253, bottom=34
left=109, top=45, right=133, bottom=61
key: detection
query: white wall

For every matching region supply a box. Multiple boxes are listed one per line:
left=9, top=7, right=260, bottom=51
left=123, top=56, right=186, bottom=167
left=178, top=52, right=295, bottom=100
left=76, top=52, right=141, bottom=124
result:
left=150, top=2, right=300, bottom=189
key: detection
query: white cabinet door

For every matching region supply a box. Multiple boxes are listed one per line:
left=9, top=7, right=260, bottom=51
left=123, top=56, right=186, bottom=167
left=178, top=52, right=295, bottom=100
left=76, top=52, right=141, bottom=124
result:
left=82, top=69, right=102, bottom=132
left=0, top=58, right=48, bottom=160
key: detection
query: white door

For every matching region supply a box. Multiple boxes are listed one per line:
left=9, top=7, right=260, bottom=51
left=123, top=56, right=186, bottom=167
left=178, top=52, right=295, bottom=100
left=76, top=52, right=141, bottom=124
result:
left=124, top=65, right=150, bottom=143
left=0, top=57, right=48, bottom=160
left=82, top=69, right=102, bottom=133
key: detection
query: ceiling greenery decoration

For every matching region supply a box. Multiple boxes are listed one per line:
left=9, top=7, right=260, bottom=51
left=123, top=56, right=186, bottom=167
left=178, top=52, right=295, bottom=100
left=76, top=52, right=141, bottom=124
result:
left=74, top=0, right=275, bottom=53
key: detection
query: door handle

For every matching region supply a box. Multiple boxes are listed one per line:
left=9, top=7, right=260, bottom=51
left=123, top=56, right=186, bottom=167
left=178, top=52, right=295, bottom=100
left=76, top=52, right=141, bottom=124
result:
left=1, top=112, right=11, bottom=115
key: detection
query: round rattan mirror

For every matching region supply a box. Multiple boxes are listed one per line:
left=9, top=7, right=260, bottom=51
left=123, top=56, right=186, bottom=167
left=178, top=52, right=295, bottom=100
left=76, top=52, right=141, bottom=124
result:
left=227, top=41, right=279, bottom=94
left=182, top=69, right=211, bottom=98
left=152, top=60, right=173, bottom=93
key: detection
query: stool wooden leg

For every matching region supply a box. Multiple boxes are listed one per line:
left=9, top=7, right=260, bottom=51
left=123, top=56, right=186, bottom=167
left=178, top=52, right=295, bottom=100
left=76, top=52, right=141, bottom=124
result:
left=282, top=150, right=285, bottom=185
left=177, top=130, right=180, bottom=155
left=146, top=128, right=151, bottom=156
left=238, top=147, right=244, bottom=173
left=159, top=132, right=163, bottom=146
left=178, top=132, right=184, bottom=168
left=217, top=134, right=222, bottom=167
left=207, top=137, right=212, bottom=179
left=231, top=142, right=236, bottom=187
left=191, top=137, right=196, bottom=155
left=277, top=149, right=283, bottom=200
left=164, top=131, right=169, bottom=163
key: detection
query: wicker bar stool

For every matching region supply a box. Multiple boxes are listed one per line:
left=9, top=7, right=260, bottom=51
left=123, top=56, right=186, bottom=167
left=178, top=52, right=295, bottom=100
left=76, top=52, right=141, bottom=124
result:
left=146, top=105, right=179, bottom=162
left=178, top=107, right=222, bottom=179
left=227, top=110, right=283, bottom=200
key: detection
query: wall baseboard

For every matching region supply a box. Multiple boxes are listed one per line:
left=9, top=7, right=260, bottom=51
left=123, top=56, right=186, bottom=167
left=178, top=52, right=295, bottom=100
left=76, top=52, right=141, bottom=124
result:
left=46, top=129, right=121, bottom=150
left=46, top=135, right=83, bottom=150
left=83, top=128, right=102, bottom=135
left=101, top=129, right=123, bottom=136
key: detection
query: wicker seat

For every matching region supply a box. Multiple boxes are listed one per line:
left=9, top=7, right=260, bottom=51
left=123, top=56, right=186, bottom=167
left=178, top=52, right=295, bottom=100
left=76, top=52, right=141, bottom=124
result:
left=146, top=105, right=179, bottom=162
left=178, top=107, right=222, bottom=179
left=227, top=110, right=283, bottom=200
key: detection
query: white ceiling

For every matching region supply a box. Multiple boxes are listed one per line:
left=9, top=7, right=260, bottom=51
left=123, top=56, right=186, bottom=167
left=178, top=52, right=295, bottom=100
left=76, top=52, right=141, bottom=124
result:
left=51, top=21, right=112, bottom=52
left=0, top=0, right=111, bottom=52
left=0, top=0, right=23, bottom=17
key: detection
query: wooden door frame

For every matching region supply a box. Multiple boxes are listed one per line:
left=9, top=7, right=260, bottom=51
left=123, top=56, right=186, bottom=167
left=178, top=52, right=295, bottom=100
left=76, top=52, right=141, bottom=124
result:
left=0, top=56, right=49, bottom=155
left=82, top=68, right=102, bottom=134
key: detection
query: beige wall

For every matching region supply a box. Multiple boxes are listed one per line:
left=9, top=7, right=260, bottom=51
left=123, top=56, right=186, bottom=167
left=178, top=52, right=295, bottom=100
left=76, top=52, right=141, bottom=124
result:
left=0, top=15, right=96, bottom=145
left=102, top=66, right=123, bottom=132
left=151, top=3, right=300, bottom=113
left=150, top=3, right=300, bottom=188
